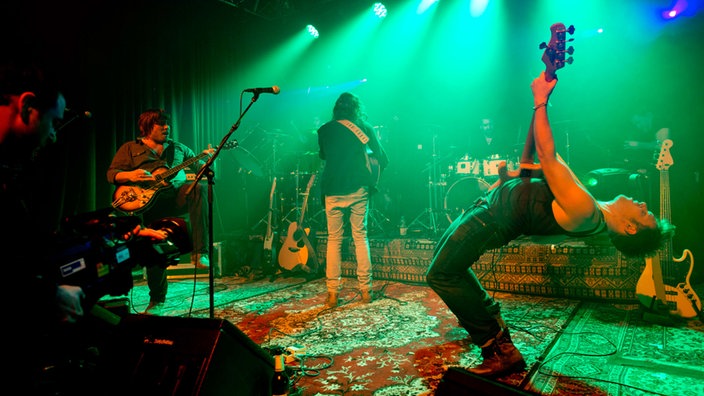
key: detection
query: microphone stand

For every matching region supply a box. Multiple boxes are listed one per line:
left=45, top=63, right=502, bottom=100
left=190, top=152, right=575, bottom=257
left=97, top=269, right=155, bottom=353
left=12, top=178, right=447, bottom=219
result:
left=186, top=92, right=263, bottom=318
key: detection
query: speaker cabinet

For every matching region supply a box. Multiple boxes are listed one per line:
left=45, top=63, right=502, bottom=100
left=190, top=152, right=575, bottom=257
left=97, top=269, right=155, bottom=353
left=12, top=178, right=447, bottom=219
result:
left=103, top=315, right=273, bottom=396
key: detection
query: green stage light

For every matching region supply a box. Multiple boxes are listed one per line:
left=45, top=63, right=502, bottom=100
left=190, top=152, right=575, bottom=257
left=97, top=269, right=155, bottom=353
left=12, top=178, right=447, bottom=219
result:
left=306, top=24, right=319, bottom=38
left=373, top=2, right=387, bottom=19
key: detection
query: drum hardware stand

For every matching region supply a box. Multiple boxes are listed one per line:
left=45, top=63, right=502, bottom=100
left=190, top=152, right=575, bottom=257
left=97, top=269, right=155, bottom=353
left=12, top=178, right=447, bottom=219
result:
left=367, top=197, right=390, bottom=236
left=281, top=165, right=304, bottom=225
left=251, top=133, right=282, bottom=233
left=408, top=135, right=447, bottom=235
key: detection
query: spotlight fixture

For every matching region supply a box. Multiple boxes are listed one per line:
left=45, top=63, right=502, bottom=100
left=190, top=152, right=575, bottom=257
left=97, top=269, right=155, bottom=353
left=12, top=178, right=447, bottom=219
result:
left=306, top=24, right=319, bottom=38
left=373, top=2, right=387, bottom=18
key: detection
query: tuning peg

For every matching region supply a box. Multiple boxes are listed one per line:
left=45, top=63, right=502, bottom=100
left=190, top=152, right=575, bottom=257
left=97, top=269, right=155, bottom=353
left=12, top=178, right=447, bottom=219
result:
left=567, top=25, right=575, bottom=35
left=566, top=57, right=574, bottom=65
left=539, top=42, right=547, bottom=49
left=566, top=46, right=575, bottom=55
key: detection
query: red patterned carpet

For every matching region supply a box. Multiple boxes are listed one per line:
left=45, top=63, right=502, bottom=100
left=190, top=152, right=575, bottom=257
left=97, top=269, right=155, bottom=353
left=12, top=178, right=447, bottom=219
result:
left=100, top=274, right=704, bottom=395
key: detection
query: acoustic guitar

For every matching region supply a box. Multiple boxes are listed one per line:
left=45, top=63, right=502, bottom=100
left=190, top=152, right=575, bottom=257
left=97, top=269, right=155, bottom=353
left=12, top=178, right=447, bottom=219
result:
left=278, top=174, right=317, bottom=273
left=636, top=139, right=702, bottom=319
left=491, top=22, right=575, bottom=189
left=112, top=141, right=237, bottom=214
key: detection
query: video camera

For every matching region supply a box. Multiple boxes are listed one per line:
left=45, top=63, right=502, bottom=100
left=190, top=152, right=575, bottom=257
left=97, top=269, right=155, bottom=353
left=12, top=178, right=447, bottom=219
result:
left=46, top=208, right=192, bottom=306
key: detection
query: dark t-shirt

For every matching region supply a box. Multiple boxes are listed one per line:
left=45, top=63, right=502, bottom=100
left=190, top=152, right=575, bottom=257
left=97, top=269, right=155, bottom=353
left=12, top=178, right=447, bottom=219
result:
left=486, top=177, right=605, bottom=239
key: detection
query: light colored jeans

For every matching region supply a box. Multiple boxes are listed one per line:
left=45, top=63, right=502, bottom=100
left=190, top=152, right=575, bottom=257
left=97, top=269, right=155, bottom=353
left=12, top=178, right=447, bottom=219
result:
left=324, top=187, right=372, bottom=293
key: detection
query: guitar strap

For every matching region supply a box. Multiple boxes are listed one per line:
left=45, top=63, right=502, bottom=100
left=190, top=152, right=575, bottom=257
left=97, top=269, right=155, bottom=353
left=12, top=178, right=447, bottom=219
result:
left=337, top=120, right=369, bottom=144
left=337, top=119, right=374, bottom=172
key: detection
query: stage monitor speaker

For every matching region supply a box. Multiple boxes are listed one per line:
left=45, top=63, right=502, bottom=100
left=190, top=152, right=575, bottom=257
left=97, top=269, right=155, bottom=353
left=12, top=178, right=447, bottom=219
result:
left=103, top=315, right=274, bottom=396
left=435, top=367, right=540, bottom=396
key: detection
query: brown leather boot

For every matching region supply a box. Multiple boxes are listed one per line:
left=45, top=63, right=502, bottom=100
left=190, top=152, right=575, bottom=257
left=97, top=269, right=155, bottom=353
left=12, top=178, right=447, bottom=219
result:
left=361, top=290, right=372, bottom=303
left=467, top=329, right=526, bottom=377
left=325, top=292, right=338, bottom=308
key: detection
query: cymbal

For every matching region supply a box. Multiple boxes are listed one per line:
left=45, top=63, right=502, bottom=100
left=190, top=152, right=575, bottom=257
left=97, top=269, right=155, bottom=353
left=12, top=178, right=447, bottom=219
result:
left=230, top=147, right=264, bottom=177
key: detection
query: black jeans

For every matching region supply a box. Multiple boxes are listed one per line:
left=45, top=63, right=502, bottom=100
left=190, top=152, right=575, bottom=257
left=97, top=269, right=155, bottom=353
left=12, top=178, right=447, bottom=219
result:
left=143, top=181, right=209, bottom=303
left=426, top=199, right=510, bottom=346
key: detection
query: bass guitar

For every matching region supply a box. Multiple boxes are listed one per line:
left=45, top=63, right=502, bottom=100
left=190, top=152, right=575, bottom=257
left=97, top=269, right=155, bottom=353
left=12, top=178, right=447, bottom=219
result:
left=636, top=139, right=702, bottom=319
left=491, top=22, right=575, bottom=189
left=112, top=141, right=237, bottom=214
left=278, top=174, right=318, bottom=273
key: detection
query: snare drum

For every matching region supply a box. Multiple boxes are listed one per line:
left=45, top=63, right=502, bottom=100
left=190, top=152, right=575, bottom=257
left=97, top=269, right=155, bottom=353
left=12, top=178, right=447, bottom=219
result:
left=443, top=176, right=491, bottom=223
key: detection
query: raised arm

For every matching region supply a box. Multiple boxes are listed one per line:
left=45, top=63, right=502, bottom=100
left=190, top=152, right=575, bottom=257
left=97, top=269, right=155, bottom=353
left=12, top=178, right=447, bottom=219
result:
left=531, top=72, right=599, bottom=231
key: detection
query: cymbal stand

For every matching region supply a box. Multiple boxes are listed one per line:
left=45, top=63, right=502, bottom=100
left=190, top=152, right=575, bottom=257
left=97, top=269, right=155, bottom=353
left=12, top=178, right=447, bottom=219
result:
left=281, top=165, right=303, bottom=224
left=367, top=196, right=390, bottom=236
left=251, top=134, right=281, bottom=233
left=408, top=135, right=446, bottom=235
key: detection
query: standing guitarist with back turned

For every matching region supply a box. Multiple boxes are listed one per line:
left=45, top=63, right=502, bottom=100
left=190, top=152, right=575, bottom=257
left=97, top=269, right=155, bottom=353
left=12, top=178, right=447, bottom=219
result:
left=317, top=92, right=389, bottom=308
left=427, top=23, right=668, bottom=378
left=107, top=108, right=212, bottom=315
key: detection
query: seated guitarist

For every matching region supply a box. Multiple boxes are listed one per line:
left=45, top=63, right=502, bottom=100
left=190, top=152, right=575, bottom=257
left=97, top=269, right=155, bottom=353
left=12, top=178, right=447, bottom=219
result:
left=426, top=72, right=669, bottom=378
left=107, top=108, right=211, bottom=314
left=317, top=92, right=389, bottom=308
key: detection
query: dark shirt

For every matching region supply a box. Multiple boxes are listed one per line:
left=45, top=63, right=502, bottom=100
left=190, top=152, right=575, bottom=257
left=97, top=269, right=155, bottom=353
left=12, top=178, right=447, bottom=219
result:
left=317, top=119, right=388, bottom=196
left=487, top=177, right=605, bottom=240
left=106, top=138, right=201, bottom=188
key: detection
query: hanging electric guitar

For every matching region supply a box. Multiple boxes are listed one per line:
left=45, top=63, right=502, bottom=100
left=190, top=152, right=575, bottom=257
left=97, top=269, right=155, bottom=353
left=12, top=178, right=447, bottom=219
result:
left=636, top=139, right=701, bottom=319
left=262, top=177, right=277, bottom=273
left=112, top=141, right=237, bottom=214
left=278, top=174, right=317, bottom=272
left=491, top=22, right=575, bottom=190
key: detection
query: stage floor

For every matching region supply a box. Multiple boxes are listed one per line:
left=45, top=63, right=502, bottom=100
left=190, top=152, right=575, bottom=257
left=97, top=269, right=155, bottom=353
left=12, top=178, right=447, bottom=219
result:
left=90, top=272, right=704, bottom=395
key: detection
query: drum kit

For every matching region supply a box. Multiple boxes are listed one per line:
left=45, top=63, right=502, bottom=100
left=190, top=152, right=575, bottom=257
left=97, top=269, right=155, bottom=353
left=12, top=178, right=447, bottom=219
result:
left=235, top=124, right=521, bottom=236
left=438, top=153, right=519, bottom=224
left=225, top=127, right=321, bottom=233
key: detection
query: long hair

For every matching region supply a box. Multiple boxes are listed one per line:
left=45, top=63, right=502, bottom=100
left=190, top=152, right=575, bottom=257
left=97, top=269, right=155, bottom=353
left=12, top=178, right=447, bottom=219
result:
left=332, top=92, right=366, bottom=122
left=138, top=108, right=170, bottom=137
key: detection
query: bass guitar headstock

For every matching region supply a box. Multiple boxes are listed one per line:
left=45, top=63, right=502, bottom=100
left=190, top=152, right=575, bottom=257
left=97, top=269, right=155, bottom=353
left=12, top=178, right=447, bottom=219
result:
left=540, top=22, right=575, bottom=81
left=656, top=139, right=673, bottom=171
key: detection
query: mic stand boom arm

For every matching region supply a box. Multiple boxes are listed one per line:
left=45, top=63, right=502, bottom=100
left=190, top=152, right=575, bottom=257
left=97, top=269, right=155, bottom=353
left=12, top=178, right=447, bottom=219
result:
left=186, top=93, right=262, bottom=319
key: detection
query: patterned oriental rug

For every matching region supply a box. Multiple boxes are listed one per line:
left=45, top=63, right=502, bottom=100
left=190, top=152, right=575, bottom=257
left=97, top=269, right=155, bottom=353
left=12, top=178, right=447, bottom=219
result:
left=117, top=276, right=703, bottom=395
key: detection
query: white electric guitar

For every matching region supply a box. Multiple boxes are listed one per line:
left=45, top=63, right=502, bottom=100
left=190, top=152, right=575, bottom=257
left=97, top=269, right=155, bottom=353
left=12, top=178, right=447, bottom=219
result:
left=636, top=139, right=701, bottom=319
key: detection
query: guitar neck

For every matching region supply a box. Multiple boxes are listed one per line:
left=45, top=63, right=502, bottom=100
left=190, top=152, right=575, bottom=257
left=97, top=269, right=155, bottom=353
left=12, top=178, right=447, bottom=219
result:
left=155, top=151, right=209, bottom=182
left=296, top=175, right=316, bottom=226
left=660, top=167, right=673, bottom=260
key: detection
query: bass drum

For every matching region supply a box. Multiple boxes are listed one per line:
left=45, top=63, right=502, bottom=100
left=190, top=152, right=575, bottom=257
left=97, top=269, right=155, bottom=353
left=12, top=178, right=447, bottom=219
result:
left=443, top=177, right=491, bottom=223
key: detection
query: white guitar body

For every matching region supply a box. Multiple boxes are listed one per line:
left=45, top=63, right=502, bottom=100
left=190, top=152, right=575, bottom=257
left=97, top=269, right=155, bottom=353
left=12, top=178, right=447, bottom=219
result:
left=637, top=249, right=700, bottom=319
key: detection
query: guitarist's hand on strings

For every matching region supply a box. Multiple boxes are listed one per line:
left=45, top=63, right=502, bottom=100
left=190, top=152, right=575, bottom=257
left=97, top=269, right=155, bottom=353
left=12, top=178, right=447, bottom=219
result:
left=127, top=169, right=156, bottom=182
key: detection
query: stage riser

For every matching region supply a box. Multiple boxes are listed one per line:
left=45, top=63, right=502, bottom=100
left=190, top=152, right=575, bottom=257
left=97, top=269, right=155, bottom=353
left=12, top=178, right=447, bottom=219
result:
left=314, top=237, right=644, bottom=302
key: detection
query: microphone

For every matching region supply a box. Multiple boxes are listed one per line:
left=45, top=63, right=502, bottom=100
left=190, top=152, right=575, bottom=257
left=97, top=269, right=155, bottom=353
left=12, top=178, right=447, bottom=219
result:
left=65, top=108, right=93, bottom=118
left=243, top=86, right=280, bottom=95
